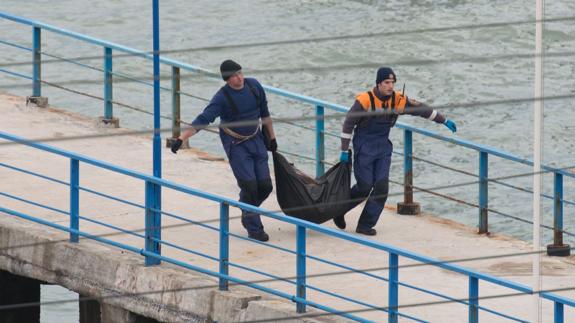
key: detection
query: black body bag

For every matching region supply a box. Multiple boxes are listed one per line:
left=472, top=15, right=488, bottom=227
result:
left=272, top=152, right=351, bottom=224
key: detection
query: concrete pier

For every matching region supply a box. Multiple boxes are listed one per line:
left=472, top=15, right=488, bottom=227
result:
left=0, top=92, right=574, bottom=322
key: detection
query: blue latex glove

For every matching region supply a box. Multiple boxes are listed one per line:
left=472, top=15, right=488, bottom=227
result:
left=339, top=151, right=350, bottom=163
left=444, top=119, right=457, bottom=133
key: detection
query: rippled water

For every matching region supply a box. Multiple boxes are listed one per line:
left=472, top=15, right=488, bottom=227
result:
left=1, top=1, right=574, bottom=321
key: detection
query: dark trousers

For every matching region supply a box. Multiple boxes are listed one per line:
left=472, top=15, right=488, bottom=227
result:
left=348, top=140, right=392, bottom=230
left=225, top=135, right=272, bottom=234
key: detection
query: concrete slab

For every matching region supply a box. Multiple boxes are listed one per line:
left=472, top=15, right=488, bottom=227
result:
left=1, top=92, right=574, bottom=322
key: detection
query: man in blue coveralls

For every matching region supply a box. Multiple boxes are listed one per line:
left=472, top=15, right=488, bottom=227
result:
left=171, top=59, right=277, bottom=242
left=334, top=67, right=457, bottom=236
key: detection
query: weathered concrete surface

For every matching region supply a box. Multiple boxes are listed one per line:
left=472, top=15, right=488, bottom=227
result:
left=1, top=92, right=574, bottom=322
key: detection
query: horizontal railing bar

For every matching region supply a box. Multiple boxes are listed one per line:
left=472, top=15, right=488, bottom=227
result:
left=228, top=231, right=297, bottom=255
left=157, top=209, right=220, bottom=233
left=305, top=283, right=390, bottom=314
left=0, top=67, right=32, bottom=80
left=112, top=70, right=170, bottom=91
left=0, top=191, right=68, bottom=216
left=41, top=50, right=103, bottom=73
left=151, top=240, right=298, bottom=293
left=79, top=186, right=145, bottom=210
left=307, top=255, right=389, bottom=282
left=476, top=305, right=528, bottom=323
left=228, top=262, right=297, bottom=286
left=80, top=215, right=145, bottom=239
left=323, top=130, right=340, bottom=138
left=541, top=292, right=575, bottom=308
left=276, top=149, right=317, bottom=162
left=1, top=205, right=143, bottom=253
left=151, top=237, right=219, bottom=261
left=398, top=281, right=467, bottom=306
left=0, top=161, right=69, bottom=186
left=280, top=120, right=316, bottom=133
left=0, top=38, right=32, bottom=51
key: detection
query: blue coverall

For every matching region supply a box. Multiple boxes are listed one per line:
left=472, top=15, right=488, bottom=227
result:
left=341, top=87, right=448, bottom=231
left=191, top=78, right=272, bottom=234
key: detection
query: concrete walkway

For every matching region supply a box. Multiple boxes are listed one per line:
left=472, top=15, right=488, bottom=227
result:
left=1, top=92, right=574, bottom=322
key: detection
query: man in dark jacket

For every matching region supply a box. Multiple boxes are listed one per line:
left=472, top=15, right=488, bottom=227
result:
left=335, top=67, right=457, bottom=236
left=171, top=60, right=277, bottom=242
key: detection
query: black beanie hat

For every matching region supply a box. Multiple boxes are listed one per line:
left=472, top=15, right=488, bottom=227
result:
left=376, top=67, right=396, bottom=84
left=220, top=60, right=242, bottom=81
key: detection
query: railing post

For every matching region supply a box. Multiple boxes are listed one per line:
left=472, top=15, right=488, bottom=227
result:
left=70, top=159, right=79, bottom=243
left=554, top=301, right=564, bottom=323
left=296, top=225, right=306, bottom=313
left=27, top=26, right=48, bottom=107
left=547, top=172, right=570, bottom=256
left=99, top=47, right=119, bottom=127
left=388, top=253, right=398, bottom=323
left=219, top=202, right=229, bottom=291
left=145, top=181, right=161, bottom=266
left=171, top=66, right=181, bottom=139
left=32, top=27, right=41, bottom=97
left=469, top=276, right=478, bottom=323
left=315, top=105, right=325, bottom=178
left=166, top=66, right=187, bottom=149
left=397, top=129, right=420, bottom=215
left=478, top=152, right=489, bottom=234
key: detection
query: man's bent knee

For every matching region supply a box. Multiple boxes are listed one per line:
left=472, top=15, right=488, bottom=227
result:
left=372, top=179, right=389, bottom=205
left=238, top=180, right=259, bottom=204
left=257, top=179, right=273, bottom=201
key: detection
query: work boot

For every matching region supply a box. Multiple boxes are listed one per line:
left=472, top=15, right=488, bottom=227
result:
left=248, top=231, right=269, bottom=242
left=355, top=227, right=377, bottom=236
left=333, top=215, right=346, bottom=229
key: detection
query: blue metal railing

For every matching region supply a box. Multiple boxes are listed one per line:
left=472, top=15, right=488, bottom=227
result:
left=1, top=11, right=573, bottom=250
left=2, top=131, right=574, bottom=322
left=1, top=12, right=575, bottom=321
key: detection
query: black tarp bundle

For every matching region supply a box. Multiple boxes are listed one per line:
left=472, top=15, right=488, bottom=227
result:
left=272, top=152, right=351, bottom=224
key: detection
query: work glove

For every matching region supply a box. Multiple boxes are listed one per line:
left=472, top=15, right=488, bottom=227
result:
left=339, top=150, right=350, bottom=163
left=268, top=138, right=278, bottom=152
left=444, top=119, right=457, bottom=133
left=171, top=138, right=183, bottom=154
